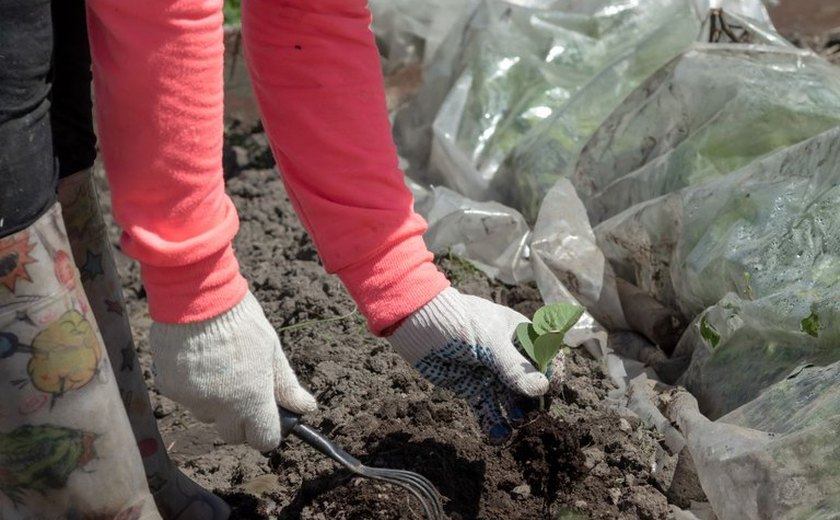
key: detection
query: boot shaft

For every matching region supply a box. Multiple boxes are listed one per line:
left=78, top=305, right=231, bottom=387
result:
left=56, top=169, right=231, bottom=520
left=0, top=204, right=161, bottom=519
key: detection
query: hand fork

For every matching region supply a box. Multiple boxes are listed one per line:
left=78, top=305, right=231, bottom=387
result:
left=278, top=407, right=445, bottom=520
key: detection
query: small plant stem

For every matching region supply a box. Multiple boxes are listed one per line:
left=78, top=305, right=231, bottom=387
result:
left=539, top=395, right=546, bottom=411
left=276, top=307, right=358, bottom=333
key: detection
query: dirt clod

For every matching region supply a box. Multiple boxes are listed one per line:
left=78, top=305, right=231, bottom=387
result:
left=511, top=415, right=585, bottom=505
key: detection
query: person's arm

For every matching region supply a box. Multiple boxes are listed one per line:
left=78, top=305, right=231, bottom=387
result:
left=86, top=0, right=247, bottom=324
left=241, top=1, right=547, bottom=444
left=240, top=0, right=449, bottom=335
left=86, top=0, right=315, bottom=452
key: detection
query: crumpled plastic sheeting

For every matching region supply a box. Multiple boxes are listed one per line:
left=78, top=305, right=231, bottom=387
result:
left=410, top=179, right=611, bottom=353
left=490, top=0, right=710, bottom=222
left=532, top=248, right=610, bottom=357
left=399, top=0, right=711, bottom=218
left=531, top=179, right=628, bottom=331
left=575, top=44, right=840, bottom=225
left=722, top=362, right=840, bottom=436
left=426, top=0, right=612, bottom=201
left=495, top=6, right=787, bottom=222
left=397, top=0, right=595, bottom=200
left=668, top=362, right=840, bottom=520
left=370, top=0, right=478, bottom=74
left=630, top=360, right=840, bottom=520
left=413, top=184, right=533, bottom=284
left=597, top=127, right=840, bottom=419
left=386, top=0, right=776, bottom=221
left=369, top=0, right=772, bottom=74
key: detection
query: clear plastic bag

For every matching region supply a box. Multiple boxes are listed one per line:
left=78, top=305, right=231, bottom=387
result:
left=488, top=0, right=709, bottom=221
left=598, top=126, right=840, bottom=418
left=668, top=361, right=840, bottom=520
left=394, top=0, right=712, bottom=218
left=412, top=184, right=533, bottom=284
left=575, top=44, right=840, bottom=225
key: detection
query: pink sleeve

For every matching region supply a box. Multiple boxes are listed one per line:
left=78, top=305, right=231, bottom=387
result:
left=86, top=0, right=448, bottom=332
left=86, top=0, right=249, bottom=323
left=241, top=0, right=449, bottom=334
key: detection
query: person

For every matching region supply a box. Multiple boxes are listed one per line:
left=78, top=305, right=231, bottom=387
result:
left=0, top=0, right=550, bottom=517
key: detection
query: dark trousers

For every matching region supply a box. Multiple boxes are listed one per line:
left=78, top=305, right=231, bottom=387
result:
left=0, top=0, right=96, bottom=237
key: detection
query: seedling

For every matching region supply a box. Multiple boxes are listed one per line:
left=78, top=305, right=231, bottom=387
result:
left=515, top=303, right=585, bottom=410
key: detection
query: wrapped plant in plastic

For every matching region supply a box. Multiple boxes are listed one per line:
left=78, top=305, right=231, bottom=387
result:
left=395, top=0, right=711, bottom=216
left=489, top=0, right=708, bottom=221
left=598, top=127, right=840, bottom=416
left=574, top=44, right=840, bottom=225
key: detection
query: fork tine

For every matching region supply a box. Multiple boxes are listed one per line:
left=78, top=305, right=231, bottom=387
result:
left=361, top=466, right=445, bottom=519
left=376, top=473, right=438, bottom=520
left=280, top=412, right=445, bottom=519
left=369, top=474, right=442, bottom=519
left=367, top=467, right=440, bottom=500
left=390, top=470, right=442, bottom=506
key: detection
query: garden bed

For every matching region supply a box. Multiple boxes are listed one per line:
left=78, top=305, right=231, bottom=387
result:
left=103, top=129, right=685, bottom=519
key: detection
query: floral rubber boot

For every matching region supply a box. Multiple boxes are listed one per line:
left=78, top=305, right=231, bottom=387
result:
left=0, top=204, right=162, bottom=519
left=57, top=170, right=231, bottom=520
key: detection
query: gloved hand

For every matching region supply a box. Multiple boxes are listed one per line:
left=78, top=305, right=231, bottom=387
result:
left=149, top=291, right=317, bottom=451
left=387, top=288, right=549, bottom=443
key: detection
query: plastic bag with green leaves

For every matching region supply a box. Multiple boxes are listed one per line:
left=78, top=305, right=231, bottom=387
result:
left=396, top=0, right=712, bottom=214
left=574, top=44, right=840, bottom=225
left=487, top=0, right=714, bottom=221
left=598, top=126, right=840, bottom=417
left=668, top=360, right=840, bottom=519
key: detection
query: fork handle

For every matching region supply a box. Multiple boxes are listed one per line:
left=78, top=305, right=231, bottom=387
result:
left=278, top=406, right=363, bottom=471
left=278, top=406, right=302, bottom=438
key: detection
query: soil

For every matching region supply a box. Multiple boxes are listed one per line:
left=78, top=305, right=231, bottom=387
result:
left=99, top=123, right=677, bottom=519
left=768, top=0, right=840, bottom=65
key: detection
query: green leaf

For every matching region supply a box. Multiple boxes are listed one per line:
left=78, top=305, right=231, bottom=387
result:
left=801, top=312, right=820, bottom=338
left=533, top=333, right=564, bottom=374
left=532, top=303, right=585, bottom=336
left=515, top=322, right=538, bottom=362
left=699, top=315, right=720, bottom=348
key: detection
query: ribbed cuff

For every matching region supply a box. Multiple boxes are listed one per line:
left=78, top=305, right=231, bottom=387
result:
left=142, top=242, right=249, bottom=324
left=337, top=235, right=450, bottom=336
left=151, top=289, right=259, bottom=342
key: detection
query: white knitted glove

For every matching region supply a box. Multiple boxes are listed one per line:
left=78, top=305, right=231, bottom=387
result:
left=149, top=291, right=317, bottom=451
left=388, top=288, right=549, bottom=443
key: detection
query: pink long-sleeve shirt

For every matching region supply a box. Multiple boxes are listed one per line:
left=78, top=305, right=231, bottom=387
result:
left=85, top=0, right=449, bottom=335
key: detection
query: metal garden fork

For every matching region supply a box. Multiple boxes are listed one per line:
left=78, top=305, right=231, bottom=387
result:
left=278, top=407, right=445, bottom=520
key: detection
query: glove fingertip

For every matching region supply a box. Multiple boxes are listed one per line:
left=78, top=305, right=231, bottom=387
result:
left=250, top=427, right=282, bottom=453
left=279, top=388, right=318, bottom=415
left=245, top=409, right=283, bottom=452
left=217, top=418, right=247, bottom=448
left=513, top=371, right=549, bottom=397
